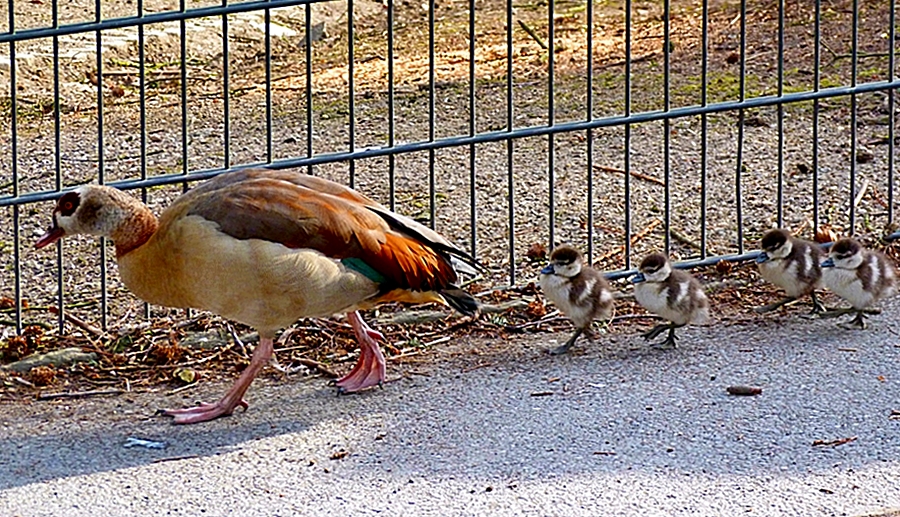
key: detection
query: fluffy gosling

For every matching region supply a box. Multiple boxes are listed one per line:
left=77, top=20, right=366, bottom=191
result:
left=632, top=253, right=709, bottom=348
left=755, top=228, right=826, bottom=315
left=821, top=237, right=897, bottom=329
left=539, top=245, right=614, bottom=355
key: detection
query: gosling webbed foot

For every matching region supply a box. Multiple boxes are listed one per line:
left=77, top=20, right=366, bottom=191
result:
left=838, top=310, right=868, bottom=330
left=646, top=324, right=682, bottom=349
left=797, top=293, right=828, bottom=319
left=548, top=327, right=584, bottom=355
left=641, top=323, right=670, bottom=341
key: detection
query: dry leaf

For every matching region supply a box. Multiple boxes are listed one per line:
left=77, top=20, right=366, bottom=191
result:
left=526, top=243, right=547, bottom=262
left=715, top=260, right=733, bottom=275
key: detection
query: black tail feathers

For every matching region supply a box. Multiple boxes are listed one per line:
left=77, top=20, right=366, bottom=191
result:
left=440, top=287, right=480, bottom=317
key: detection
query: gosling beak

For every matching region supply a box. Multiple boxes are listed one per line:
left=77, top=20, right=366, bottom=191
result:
left=755, top=252, right=770, bottom=264
left=631, top=272, right=646, bottom=284
left=540, top=264, right=555, bottom=275
left=821, top=258, right=835, bottom=268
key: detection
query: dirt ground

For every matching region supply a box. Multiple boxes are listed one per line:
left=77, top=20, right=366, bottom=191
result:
left=0, top=0, right=898, bottom=396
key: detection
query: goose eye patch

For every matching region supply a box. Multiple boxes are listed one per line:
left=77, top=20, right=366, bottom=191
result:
left=58, top=193, right=80, bottom=216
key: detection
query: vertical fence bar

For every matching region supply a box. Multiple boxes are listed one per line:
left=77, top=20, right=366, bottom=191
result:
left=9, top=0, right=21, bottom=334
left=663, top=0, right=670, bottom=254
left=223, top=0, right=231, bottom=169
left=547, top=0, right=555, bottom=251
left=53, top=0, right=65, bottom=330
left=388, top=0, right=396, bottom=210
left=585, top=0, right=593, bottom=263
left=139, top=0, right=150, bottom=319
left=305, top=3, right=313, bottom=176
left=890, top=0, right=896, bottom=226
left=265, top=3, right=273, bottom=163
left=734, top=0, right=746, bottom=254
left=468, top=0, right=477, bottom=257
left=180, top=0, right=188, bottom=189
left=348, top=0, right=356, bottom=188
left=623, top=0, right=632, bottom=269
left=96, top=0, right=108, bottom=330
left=699, top=0, right=708, bottom=259
left=776, top=0, right=784, bottom=227
left=848, top=0, right=858, bottom=235
left=179, top=0, right=191, bottom=321
left=429, top=0, right=436, bottom=229
left=506, top=0, right=516, bottom=285
left=812, top=0, right=821, bottom=235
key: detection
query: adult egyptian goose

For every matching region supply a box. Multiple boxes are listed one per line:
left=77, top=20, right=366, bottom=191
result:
left=538, top=245, right=614, bottom=355
left=754, top=228, right=826, bottom=315
left=820, top=237, right=897, bottom=329
left=631, top=253, right=709, bottom=348
left=35, top=168, right=480, bottom=424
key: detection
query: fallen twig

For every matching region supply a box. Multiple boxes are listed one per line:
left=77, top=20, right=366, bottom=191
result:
left=481, top=299, right=531, bottom=314
left=294, top=358, right=339, bottom=378
left=387, top=350, right=423, bottom=362
left=812, top=436, right=857, bottom=447
left=152, top=455, right=199, bottom=463
left=595, top=218, right=663, bottom=264
left=48, top=307, right=103, bottom=337
left=37, top=388, right=123, bottom=400
left=0, top=301, right=97, bottom=314
left=167, top=382, right=199, bottom=395
left=461, top=363, right=492, bottom=373
left=671, top=228, right=702, bottom=251
left=594, top=164, right=665, bottom=187
left=853, top=177, right=869, bottom=209
left=823, top=41, right=900, bottom=67
left=597, top=52, right=658, bottom=70
left=505, top=312, right=564, bottom=331
left=517, top=20, right=547, bottom=49
left=609, top=313, right=662, bottom=323
left=12, top=376, right=34, bottom=388
left=99, top=348, right=226, bottom=373
left=423, top=336, right=452, bottom=347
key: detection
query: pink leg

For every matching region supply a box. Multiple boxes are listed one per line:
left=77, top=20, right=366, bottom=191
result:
left=161, top=336, right=274, bottom=424
left=335, top=311, right=386, bottom=393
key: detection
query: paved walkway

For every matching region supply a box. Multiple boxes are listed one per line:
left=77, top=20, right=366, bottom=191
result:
left=2, top=300, right=900, bottom=516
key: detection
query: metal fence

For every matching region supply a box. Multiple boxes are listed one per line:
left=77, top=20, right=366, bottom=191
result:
left=1, top=0, right=898, bottom=334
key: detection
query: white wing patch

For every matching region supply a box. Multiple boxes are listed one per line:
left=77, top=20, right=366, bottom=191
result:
left=672, top=281, right=688, bottom=305
left=599, top=289, right=613, bottom=304
left=802, top=247, right=813, bottom=276
left=578, top=278, right=597, bottom=304
left=867, top=254, right=880, bottom=288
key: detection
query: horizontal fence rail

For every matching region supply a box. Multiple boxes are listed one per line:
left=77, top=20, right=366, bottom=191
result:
left=1, top=0, right=898, bottom=335
left=3, top=80, right=899, bottom=208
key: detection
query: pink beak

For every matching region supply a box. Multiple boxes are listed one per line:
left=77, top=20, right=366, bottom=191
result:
left=35, top=226, right=65, bottom=249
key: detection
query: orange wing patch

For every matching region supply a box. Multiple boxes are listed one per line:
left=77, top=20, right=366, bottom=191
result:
left=365, top=233, right=458, bottom=292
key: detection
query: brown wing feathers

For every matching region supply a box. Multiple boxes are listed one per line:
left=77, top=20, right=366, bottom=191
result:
left=184, top=171, right=463, bottom=294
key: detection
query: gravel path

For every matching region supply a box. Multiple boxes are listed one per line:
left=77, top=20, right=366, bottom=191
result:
left=2, top=299, right=899, bottom=517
